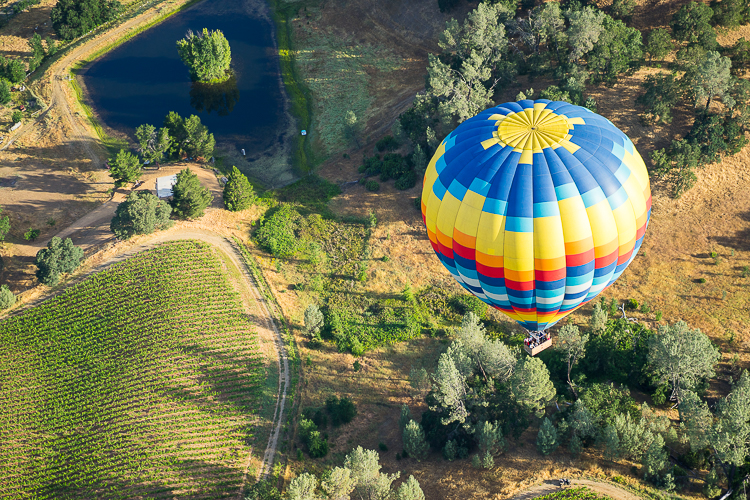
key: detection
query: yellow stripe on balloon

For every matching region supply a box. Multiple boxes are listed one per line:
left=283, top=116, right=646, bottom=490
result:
left=436, top=192, right=463, bottom=246
left=558, top=196, right=592, bottom=243
left=503, top=231, right=534, bottom=272
left=585, top=199, right=618, bottom=249
left=611, top=201, right=637, bottom=254
left=533, top=217, right=565, bottom=260
left=475, top=212, right=506, bottom=257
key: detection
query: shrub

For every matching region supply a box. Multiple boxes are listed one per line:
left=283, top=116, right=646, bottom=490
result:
left=326, top=396, right=357, bottom=426
left=11, top=110, right=23, bottom=123
left=395, top=171, right=417, bottom=190
left=365, top=180, right=380, bottom=192
left=0, top=284, right=15, bottom=310
left=380, top=154, right=410, bottom=182
left=255, top=204, right=302, bottom=258
left=698, top=277, right=707, bottom=283
left=449, top=294, right=488, bottom=318
left=379, top=442, right=388, bottom=451
left=536, top=417, right=559, bottom=455
left=610, top=0, right=636, bottom=20
left=376, top=135, right=399, bottom=152
left=24, top=228, right=40, bottom=241
left=298, top=418, right=329, bottom=458
left=413, top=196, right=421, bottom=209
left=626, top=298, right=639, bottom=310
left=0, top=79, right=10, bottom=106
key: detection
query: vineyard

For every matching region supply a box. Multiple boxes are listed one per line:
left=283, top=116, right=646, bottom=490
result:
left=0, top=240, right=265, bottom=499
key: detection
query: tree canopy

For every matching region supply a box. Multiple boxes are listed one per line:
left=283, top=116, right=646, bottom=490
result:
left=176, top=28, right=232, bottom=83
left=170, top=168, right=214, bottom=219
left=109, top=149, right=142, bottom=188
left=648, top=321, right=720, bottom=401
left=34, top=237, right=84, bottom=286
left=110, top=191, right=173, bottom=240
left=51, top=0, right=122, bottom=41
left=162, top=112, right=215, bottom=159
left=135, top=124, right=172, bottom=165
left=222, top=166, right=254, bottom=211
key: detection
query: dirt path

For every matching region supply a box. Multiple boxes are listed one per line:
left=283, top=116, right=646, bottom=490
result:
left=508, top=479, right=644, bottom=500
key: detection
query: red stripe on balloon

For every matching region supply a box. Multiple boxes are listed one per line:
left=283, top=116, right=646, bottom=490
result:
left=566, top=249, right=595, bottom=267
left=617, top=247, right=634, bottom=265
left=453, top=240, right=475, bottom=260
left=476, top=262, right=504, bottom=278
left=504, top=279, right=535, bottom=291
left=535, top=268, right=566, bottom=281
left=594, top=249, right=618, bottom=268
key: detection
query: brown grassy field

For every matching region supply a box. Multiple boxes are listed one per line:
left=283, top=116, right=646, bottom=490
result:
left=253, top=0, right=750, bottom=498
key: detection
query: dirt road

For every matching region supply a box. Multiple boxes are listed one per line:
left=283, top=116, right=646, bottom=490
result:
left=508, top=479, right=644, bottom=500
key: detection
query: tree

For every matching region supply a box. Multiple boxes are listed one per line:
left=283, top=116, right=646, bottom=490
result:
left=411, top=145, right=427, bottom=176
left=456, top=312, right=516, bottom=381
left=590, top=301, right=608, bottom=334
left=0, top=79, right=10, bottom=106
left=670, top=2, right=717, bottom=49
left=648, top=321, right=720, bottom=402
left=430, top=351, right=469, bottom=424
left=182, top=114, right=215, bottom=158
left=0, top=285, right=15, bottom=310
left=34, top=237, right=84, bottom=286
left=176, top=28, right=232, bottom=83
left=565, top=7, right=606, bottom=62
left=304, top=304, right=324, bottom=341
left=641, top=434, right=674, bottom=490
left=601, top=425, right=620, bottom=461
left=568, top=400, right=599, bottom=441
left=680, top=371, right=750, bottom=497
left=344, top=447, right=400, bottom=500
left=429, top=3, right=512, bottom=123
left=645, top=28, right=673, bottom=61
left=512, top=2, right=565, bottom=62
left=587, top=16, right=642, bottom=85
left=510, top=356, right=556, bottom=416
left=135, top=124, right=171, bottom=164
left=109, top=149, right=142, bottom=187
left=536, top=417, right=558, bottom=455
left=287, top=473, right=319, bottom=500
left=399, top=404, right=412, bottom=432
left=51, top=0, right=122, bottom=40
left=222, top=166, right=254, bottom=211
left=403, top=420, right=429, bottom=461
left=11, top=110, right=23, bottom=123
left=343, top=110, right=361, bottom=148
left=110, top=191, right=173, bottom=239
left=610, top=0, right=636, bottom=20
left=650, top=139, right=701, bottom=198
left=612, top=412, right=654, bottom=460
left=555, top=324, right=589, bottom=396
left=637, top=73, right=682, bottom=125
left=0, top=205, right=10, bottom=242
left=690, top=51, right=732, bottom=110
left=408, top=367, right=431, bottom=399
left=321, top=467, right=355, bottom=500
left=6, top=59, right=26, bottom=84
left=711, top=0, right=750, bottom=28
left=162, top=112, right=215, bottom=159
left=28, top=33, right=45, bottom=70
left=171, top=168, right=213, bottom=219
left=45, top=37, right=58, bottom=56
left=476, top=420, right=505, bottom=463
left=395, top=476, right=425, bottom=500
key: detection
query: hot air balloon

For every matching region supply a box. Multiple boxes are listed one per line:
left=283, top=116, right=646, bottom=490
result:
left=421, top=100, right=651, bottom=354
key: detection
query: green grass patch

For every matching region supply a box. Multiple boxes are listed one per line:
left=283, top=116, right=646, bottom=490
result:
left=535, top=487, right=613, bottom=500
left=0, top=240, right=264, bottom=499
left=270, top=0, right=317, bottom=174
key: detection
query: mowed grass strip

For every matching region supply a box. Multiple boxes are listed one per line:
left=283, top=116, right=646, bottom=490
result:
left=0, top=240, right=263, bottom=500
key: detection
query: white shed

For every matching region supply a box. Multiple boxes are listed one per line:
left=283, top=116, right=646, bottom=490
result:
left=155, top=174, right=178, bottom=198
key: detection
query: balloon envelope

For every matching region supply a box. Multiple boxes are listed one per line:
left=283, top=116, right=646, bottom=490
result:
left=421, top=100, right=651, bottom=332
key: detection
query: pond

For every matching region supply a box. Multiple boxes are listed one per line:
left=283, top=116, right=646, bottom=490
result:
left=80, top=0, right=296, bottom=187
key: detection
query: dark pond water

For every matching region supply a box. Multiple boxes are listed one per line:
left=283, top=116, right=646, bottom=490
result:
left=81, top=0, right=293, bottom=185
